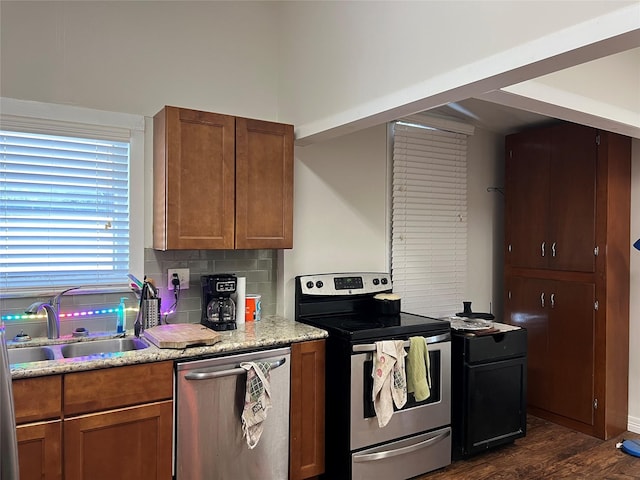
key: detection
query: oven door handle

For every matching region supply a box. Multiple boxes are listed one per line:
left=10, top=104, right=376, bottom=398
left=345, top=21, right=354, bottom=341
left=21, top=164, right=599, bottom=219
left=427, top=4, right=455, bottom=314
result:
left=183, top=357, right=287, bottom=380
left=352, top=332, right=450, bottom=353
left=353, top=429, right=451, bottom=463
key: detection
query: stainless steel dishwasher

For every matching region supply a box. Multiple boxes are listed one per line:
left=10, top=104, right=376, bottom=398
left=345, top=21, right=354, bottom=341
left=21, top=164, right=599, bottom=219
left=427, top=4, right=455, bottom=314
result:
left=175, top=347, right=291, bottom=480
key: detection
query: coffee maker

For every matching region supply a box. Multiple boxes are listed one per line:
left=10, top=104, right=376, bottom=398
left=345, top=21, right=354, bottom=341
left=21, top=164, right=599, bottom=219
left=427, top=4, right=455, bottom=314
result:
left=201, top=274, right=237, bottom=331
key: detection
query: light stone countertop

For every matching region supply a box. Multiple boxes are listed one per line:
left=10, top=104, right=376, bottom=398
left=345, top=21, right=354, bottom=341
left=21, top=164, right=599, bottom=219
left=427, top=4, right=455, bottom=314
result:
left=9, top=315, right=327, bottom=379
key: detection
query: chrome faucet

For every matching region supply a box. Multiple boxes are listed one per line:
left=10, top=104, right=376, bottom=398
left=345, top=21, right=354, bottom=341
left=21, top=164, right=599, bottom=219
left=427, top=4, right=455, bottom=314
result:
left=25, top=287, right=80, bottom=339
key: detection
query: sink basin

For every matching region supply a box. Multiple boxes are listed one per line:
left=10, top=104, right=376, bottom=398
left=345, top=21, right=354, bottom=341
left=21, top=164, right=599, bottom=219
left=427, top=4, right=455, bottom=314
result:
left=60, top=338, right=149, bottom=358
left=8, top=346, right=56, bottom=365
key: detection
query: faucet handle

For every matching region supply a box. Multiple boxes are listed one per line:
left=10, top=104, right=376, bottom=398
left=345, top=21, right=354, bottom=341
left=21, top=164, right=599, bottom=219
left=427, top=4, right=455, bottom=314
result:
left=50, top=286, right=81, bottom=307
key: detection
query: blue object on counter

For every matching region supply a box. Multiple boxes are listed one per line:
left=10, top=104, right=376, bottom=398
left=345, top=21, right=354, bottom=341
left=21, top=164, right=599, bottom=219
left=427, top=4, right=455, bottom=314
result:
left=117, top=297, right=127, bottom=334
left=634, top=238, right=640, bottom=251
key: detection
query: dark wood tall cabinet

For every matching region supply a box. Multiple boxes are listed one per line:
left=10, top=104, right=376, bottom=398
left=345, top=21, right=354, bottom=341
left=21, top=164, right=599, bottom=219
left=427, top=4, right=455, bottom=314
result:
left=504, top=121, right=631, bottom=440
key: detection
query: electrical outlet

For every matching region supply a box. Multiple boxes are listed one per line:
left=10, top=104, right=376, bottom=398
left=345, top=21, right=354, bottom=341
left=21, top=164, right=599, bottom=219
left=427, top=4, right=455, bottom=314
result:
left=168, top=268, right=190, bottom=290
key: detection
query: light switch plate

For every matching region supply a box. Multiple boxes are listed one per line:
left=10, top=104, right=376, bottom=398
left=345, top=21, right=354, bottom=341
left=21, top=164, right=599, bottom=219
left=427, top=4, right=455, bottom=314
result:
left=168, top=268, right=190, bottom=290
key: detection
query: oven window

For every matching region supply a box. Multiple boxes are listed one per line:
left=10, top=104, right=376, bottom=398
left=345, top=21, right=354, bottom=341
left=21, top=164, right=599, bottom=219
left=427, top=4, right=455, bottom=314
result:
left=363, top=348, right=442, bottom=418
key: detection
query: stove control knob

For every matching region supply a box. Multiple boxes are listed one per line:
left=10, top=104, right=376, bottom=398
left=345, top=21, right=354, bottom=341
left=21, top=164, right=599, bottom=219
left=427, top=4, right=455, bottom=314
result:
left=381, top=278, right=388, bottom=285
left=316, top=281, right=324, bottom=288
left=373, top=278, right=380, bottom=285
left=306, top=281, right=314, bottom=289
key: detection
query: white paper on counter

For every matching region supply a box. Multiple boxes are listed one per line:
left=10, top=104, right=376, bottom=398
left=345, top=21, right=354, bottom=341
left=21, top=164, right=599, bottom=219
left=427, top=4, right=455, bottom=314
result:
left=233, top=277, right=246, bottom=324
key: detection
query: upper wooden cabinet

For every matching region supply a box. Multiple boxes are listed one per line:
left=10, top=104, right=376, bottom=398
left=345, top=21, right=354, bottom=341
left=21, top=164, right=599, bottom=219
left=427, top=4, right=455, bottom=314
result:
left=505, top=123, right=597, bottom=272
left=153, top=106, right=294, bottom=250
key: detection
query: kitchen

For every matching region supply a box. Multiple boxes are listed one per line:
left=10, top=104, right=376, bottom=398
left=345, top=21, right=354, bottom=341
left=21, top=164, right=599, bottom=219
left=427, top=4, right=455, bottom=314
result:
left=1, top=1, right=639, bottom=479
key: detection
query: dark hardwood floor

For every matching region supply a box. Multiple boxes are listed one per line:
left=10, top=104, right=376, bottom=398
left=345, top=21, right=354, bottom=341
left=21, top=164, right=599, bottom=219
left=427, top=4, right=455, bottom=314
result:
left=418, top=416, right=640, bottom=479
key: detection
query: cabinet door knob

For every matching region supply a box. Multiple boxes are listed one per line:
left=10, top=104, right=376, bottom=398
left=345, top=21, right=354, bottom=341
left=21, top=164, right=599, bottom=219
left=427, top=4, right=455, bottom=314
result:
left=550, top=293, right=555, bottom=308
left=551, top=242, right=557, bottom=257
left=541, top=241, right=546, bottom=257
left=541, top=292, right=545, bottom=308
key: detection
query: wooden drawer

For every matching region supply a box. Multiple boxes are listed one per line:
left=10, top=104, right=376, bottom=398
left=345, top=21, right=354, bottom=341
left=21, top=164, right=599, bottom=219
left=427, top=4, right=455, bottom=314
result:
left=13, top=375, right=62, bottom=424
left=64, top=361, right=173, bottom=416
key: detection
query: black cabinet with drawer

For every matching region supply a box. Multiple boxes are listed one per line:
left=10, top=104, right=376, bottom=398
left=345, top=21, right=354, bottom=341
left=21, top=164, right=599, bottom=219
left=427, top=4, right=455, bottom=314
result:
left=451, top=326, right=527, bottom=459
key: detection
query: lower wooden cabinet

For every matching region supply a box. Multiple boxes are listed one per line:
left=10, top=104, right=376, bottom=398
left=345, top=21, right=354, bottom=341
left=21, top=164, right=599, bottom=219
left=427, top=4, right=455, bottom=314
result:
left=290, top=339, right=326, bottom=480
left=17, top=421, right=62, bottom=480
left=13, top=362, right=173, bottom=480
left=64, top=401, right=173, bottom=480
left=506, top=276, right=597, bottom=429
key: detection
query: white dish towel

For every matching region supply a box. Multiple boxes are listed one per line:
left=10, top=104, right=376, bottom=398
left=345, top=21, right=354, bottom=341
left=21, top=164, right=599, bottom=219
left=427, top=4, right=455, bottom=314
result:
left=372, top=340, right=407, bottom=428
left=240, top=361, right=272, bottom=448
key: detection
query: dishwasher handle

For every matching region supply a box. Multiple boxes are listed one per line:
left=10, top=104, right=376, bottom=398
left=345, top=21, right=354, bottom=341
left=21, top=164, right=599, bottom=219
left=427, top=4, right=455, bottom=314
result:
left=184, top=357, right=287, bottom=381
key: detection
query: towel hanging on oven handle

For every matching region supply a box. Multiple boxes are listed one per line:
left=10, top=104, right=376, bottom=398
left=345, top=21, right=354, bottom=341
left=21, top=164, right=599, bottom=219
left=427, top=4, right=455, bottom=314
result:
left=352, top=332, right=450, bottom=353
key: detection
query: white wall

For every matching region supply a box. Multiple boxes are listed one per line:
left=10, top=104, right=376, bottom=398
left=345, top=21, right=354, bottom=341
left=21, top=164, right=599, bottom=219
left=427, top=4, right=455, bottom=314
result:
left=281, top=124, right=389, bottom=318
left=277, top=1, right=639, bottom=143
left=282, top=123, right=506, bottom=321
left=0, top=1, right=281, bottom=120
left=465, top=128, right=505, bottom=318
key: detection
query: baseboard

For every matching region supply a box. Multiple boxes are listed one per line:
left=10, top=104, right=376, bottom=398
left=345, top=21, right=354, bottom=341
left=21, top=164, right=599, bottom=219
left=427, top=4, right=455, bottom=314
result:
left=628, top=415, right=640, bottom=434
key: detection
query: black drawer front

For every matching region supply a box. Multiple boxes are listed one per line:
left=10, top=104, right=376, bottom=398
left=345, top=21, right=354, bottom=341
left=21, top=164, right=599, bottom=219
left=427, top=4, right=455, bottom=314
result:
left=456, top=327, right=527, bottom=364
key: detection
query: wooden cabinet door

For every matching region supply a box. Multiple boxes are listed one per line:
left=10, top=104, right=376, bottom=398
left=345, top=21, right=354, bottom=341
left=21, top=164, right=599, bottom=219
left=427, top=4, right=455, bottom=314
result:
left=64, top=401, right=173, bottom=480
left=290, top=339, right=326, bottom=480
left=17, top=421, right=62, bottom=480
left=505, top=128, right=549, bottom=269
left=235, top=117, right=294, bottom=249
left=505, top=276, right=550, bottom=411
left=506, top=276, right=595, bottom=426
left=547, top=280, right=595, bottom=426
left=154, top=106, right=235, bottom=250
left=547, top=124, right=597, bottom=272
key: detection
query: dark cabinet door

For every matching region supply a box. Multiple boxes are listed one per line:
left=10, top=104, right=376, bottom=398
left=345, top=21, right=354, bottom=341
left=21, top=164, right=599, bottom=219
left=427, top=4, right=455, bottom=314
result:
left=547, top=280, right=596, bottom=426
left=547, top=124, right=597, bottom=272
left=506, top=276, right=595, bottom=426
left=506, top=276, right=550, bottom=411
left=465, top=357, right=526, bottom=454
left=505, top=123, right=597, bottom=272
left=505, top=128, right=549, bottom=269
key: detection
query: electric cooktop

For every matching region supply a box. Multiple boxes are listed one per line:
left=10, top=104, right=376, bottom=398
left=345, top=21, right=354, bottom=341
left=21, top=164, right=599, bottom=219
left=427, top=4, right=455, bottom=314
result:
left=297, top=311, right=450, bottom=342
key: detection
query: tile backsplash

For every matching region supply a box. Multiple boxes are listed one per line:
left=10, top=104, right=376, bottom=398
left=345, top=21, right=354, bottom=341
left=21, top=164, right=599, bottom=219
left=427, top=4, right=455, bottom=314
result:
left=1, top=248, right=278, bottom=339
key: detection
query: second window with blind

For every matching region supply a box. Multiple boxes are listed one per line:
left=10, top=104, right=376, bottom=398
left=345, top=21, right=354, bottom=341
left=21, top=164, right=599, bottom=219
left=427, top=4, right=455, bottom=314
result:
left=390, top=116, right=473, bottom=318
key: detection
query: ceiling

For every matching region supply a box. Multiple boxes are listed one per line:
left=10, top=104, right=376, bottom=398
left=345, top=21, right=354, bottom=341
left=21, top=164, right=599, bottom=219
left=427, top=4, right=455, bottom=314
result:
left=428, top=98, right=557, bottom=136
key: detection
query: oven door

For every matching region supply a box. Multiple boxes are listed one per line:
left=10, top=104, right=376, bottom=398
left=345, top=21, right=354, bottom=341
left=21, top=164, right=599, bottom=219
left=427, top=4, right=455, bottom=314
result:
left=350, top=335, right=451, bottom=450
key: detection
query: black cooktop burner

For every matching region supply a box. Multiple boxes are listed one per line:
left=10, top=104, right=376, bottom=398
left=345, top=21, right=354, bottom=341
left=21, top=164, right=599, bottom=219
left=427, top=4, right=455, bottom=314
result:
left=298, top=311, right=450, bottom=342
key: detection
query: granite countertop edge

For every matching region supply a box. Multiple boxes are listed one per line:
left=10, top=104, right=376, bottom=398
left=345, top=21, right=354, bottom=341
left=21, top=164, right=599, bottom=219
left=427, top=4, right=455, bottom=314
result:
left=9, top=316, right=328, bottom=379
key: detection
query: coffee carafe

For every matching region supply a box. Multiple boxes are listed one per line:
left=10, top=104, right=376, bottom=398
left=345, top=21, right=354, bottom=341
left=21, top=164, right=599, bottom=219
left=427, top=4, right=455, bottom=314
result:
left=201, top=274, right=237, bottom=331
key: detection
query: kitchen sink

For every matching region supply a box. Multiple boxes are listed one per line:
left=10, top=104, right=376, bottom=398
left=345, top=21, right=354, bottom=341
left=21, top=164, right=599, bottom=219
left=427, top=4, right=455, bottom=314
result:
left=60, top=338, right=149, bottom=358
left=8, top=346, right=56, bottom=365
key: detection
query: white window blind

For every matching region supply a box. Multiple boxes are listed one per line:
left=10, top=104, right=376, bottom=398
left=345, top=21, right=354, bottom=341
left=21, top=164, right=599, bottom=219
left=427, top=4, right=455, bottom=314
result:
left=0, top=129, right=130, bottom=291
left=391, top=120, right=468, bottom=318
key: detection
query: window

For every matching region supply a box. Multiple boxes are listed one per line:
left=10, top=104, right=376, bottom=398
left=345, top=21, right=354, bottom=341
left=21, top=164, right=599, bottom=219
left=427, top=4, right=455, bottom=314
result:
left=390, top=114, right=473, bottom=318
left=0, top=98, right=144, bottom=293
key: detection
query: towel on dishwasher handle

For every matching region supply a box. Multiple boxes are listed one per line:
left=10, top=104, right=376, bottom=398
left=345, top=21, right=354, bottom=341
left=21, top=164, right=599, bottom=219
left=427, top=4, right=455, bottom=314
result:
left=406, top=336, right=431, bottom=402
left=372, top=340, right=407, bottom=428
left=240, top=361, right=272, bottom=449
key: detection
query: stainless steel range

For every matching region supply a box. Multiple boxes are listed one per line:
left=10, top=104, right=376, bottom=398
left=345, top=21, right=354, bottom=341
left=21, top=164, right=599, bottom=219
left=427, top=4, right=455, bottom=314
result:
left=295, top=272, right=452, bottom=480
